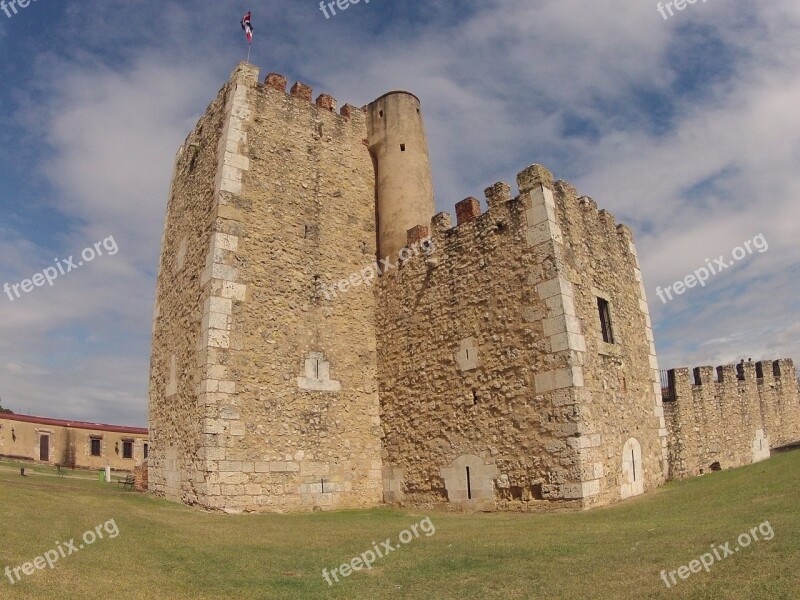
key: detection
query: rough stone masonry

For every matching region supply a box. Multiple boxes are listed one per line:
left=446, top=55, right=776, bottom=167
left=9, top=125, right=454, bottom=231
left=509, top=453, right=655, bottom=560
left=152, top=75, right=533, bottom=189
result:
left=147, top=62, right=800, bottom=513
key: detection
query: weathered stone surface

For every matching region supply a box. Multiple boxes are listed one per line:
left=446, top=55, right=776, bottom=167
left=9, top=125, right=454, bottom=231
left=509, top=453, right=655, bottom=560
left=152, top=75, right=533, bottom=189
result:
left=149, top=62, right=381, bottom=512
left=377, top=170, right=669, bottom=511
left=663, top=359, right=800, bottom=478
left=149, top=62, right=800, bottom=515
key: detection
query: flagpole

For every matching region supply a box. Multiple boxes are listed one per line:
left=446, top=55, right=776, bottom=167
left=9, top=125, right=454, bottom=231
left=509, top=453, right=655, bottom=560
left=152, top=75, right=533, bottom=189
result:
left=241, top=11, right=253, bottom=64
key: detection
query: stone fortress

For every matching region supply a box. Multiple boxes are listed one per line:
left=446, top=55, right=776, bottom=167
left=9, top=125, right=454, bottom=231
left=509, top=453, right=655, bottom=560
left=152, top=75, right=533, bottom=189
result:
left=147, top=62, right=800, bottom=513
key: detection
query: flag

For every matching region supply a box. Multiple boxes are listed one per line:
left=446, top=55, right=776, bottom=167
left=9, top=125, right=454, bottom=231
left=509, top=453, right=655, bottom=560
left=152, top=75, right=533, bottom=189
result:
left=241, top=12, right=253, bottom=45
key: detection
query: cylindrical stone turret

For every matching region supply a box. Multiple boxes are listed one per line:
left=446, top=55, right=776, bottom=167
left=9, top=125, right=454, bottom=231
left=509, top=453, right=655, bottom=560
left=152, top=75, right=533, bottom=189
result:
left=367, top=92, right=435, bottom=261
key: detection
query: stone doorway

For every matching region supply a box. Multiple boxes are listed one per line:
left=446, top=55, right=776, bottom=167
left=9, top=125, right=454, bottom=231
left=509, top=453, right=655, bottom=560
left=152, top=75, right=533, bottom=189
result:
left=620, top=438, right=643, bottom=499
left=39, top=434, right=50, bottom=462
left=440, top=454, right=499, bottom=508
left=752, top=429, right=770, bottom=463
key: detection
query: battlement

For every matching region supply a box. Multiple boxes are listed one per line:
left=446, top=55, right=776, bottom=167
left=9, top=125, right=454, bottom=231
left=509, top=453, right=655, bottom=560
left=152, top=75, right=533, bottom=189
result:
left=552, top=181, right=638, bottom=256
left=228, top=62, right=365, bottom=124
left=663, top=357, right=800, bottom=478
left=397, top=165, right=531, bottom=243
left=262, top=71, right=362, bottom=119
left=397, top=163, right=638, bottom=270
left=663, top=359, right=796, bottom=399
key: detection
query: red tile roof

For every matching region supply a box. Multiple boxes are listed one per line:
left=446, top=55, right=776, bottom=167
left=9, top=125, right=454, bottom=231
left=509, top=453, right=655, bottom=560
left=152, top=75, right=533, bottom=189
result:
left=0, top=413, right=147, bottom=435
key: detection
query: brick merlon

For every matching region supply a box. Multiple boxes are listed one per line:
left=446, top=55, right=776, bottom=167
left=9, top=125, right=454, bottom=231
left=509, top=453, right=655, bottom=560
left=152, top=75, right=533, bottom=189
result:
left=290, top=82, right=313, bottom=102
left=265, top=73, right=287, bottom=92
left=316, top=94, right=337, bottom=111
left=455, top=197, right=481, bottom=225
left=407, top=225, right=430, bottom=246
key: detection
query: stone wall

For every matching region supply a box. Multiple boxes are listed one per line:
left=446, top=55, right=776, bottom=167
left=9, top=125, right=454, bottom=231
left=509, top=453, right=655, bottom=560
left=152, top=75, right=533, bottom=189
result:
left=150, top=63, right=383, bottom=513
left=663, top=359, right=800, bottom=479
left=550, top=181, right=668, bottom=507
left=0, top=414, right=147, bottom=470
left=134, top=461, right=149, bottom=491
left=148, top=73, right=230, bottom=504
left=377, top=165, right=665, bottom=511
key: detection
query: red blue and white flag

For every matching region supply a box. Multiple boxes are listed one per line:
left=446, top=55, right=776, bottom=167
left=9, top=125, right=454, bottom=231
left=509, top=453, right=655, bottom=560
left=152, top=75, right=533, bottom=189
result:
left=241, top=12, right=253, bottom=45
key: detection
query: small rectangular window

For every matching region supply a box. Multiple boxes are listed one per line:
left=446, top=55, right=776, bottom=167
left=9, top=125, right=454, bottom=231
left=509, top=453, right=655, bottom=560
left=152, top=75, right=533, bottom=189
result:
left=143, top=443, right=149, bottom=459
left=400, top=143, right=406, bottom=152
left=598, top=297, right=614, bottom=344
left=90, top=437, right=102, bottom=457
left=122, top=441, right=134, bottom=460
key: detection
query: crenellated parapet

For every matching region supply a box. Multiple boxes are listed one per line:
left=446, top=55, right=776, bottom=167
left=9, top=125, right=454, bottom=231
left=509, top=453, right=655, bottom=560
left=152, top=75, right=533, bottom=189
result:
left=396, top=164, right=640, bottom=276
left=663, top=358, right=800, bottom=479
left=394, top=164, right=547, bottom=264
left=260, top=69, right=365, bottom=125
left=664, top=359, right=795, bottom=393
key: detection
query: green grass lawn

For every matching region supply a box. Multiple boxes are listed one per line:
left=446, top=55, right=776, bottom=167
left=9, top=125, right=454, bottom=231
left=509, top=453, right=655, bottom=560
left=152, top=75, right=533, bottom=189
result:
left=0, top=452, right=798, bottom=600
left=0, top=460, right=128, bottom=482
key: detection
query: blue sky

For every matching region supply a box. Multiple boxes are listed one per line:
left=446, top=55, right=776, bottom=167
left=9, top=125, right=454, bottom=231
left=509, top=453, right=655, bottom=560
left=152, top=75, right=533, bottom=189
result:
left=1, top=0, right=798, bottom=426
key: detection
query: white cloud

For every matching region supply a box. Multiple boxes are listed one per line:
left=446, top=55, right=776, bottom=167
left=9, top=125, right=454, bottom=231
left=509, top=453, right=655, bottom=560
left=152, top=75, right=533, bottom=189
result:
left=1, top=0, right=798, bottom=423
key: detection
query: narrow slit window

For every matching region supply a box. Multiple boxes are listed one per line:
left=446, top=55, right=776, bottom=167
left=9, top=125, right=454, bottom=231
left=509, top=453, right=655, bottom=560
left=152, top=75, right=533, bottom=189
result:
left=631, top=448, right=636, bottom=481
left=466, top=466, right=472, bottom=500
left=598, top=297, right=614, bottom=344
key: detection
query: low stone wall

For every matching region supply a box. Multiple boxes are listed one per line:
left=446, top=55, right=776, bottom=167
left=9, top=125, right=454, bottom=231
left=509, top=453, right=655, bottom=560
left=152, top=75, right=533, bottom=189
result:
left=134, top=461, right=148, bottom=492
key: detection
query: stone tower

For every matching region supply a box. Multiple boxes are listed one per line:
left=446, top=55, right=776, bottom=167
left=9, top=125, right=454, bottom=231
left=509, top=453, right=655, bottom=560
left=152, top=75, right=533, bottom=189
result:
left=148, top=63, right=384, bottom=512
left=377, top=167, right=669, bottom=510
left=366, top=92, right=435, bottom=260
left=149, top=61, right=800, bottom=514
left=149, top=62, right=667, bottom=513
